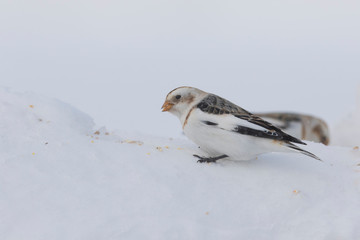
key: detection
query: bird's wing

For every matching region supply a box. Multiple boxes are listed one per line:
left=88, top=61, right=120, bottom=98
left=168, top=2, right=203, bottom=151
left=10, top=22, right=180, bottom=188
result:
left=196, top=94, right=306, bottom=145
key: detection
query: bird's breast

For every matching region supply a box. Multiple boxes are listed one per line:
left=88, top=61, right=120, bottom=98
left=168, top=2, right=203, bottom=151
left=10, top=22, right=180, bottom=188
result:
left=181, top=106, right=197, bottom=130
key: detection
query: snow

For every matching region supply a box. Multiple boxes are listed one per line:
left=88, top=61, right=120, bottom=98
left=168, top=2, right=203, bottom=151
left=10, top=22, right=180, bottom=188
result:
left=1, top=87, right=360, bottom=239
left=332, top=87, right=360, bottom=147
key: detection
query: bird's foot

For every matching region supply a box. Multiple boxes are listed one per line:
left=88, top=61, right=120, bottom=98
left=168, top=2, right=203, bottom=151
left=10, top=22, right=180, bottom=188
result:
left=193, top=154, right=228, bottom=163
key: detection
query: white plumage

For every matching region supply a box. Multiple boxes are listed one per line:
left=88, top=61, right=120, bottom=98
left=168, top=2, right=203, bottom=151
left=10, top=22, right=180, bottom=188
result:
left=162, top=86, right=321, bottom=163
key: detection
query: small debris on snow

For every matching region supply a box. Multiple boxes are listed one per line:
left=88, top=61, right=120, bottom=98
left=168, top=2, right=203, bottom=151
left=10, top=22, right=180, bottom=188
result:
left=156, top=147, right=163, bottom=152
left=93, top=127, right=110, bottom=136
left=121, top=140, right=144, bottom=146
left=29, top=105, right=34, bottom=108
left=353, top=146, right=359, bottom=151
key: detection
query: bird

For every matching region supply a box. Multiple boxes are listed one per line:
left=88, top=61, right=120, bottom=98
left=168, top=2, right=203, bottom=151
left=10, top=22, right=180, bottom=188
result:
left=161, top=86, right=321, bottom=163
left=255, top=112, right=330, bottom=145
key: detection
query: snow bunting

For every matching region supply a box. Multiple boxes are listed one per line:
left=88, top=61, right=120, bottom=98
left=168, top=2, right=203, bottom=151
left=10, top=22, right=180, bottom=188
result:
left=162, top=86, right=321, bottom=163
left=255, top=112, right=330, bottom=145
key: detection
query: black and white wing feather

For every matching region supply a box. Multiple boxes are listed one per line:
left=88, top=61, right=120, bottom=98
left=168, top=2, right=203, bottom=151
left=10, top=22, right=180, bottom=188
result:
left=197, top=94, right=306, bottom=145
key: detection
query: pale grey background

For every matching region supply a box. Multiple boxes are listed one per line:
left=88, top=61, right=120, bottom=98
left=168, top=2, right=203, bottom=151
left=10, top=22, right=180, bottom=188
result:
left=1, top=0, right=359, bottom=137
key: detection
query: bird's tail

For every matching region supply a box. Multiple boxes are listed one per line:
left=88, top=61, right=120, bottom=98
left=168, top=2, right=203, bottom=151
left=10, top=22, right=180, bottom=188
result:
left=285, top=142, right=322, bottom=161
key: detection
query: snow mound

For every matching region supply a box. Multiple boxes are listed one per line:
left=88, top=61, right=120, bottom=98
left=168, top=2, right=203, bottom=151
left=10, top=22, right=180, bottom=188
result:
left=1, top=88, right=360, bottom=240
left=332, top=89, right=360, bottom=147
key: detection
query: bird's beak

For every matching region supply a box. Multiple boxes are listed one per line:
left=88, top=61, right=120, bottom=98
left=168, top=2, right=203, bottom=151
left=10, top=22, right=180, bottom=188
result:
left=161, top=101, right=174, bottom=112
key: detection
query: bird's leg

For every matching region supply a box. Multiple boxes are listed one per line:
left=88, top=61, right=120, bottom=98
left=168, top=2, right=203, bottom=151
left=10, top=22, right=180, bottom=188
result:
left=193, top=154, right=228, bottom=163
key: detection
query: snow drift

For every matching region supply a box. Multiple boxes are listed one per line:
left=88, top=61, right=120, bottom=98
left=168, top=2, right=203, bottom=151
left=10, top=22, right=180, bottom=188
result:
left=1, top=87, right=360, bottom=240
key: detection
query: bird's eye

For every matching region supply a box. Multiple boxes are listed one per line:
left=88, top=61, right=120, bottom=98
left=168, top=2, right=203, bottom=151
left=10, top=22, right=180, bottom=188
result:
left=175, top=95, right=181, bottom=100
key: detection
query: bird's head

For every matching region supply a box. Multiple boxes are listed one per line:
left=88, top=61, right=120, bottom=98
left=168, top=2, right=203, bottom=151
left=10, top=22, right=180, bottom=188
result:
left=161, top=86, right=206, bottom=118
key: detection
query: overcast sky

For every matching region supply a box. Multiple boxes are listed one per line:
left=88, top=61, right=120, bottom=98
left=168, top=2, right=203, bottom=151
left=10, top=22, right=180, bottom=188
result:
left=1, top=0, right=359, bottom=137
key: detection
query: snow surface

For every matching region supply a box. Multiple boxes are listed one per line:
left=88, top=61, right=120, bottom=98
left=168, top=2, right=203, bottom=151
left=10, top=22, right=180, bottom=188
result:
left=1, top=87, right=360, bottom=240
left=332, top=87, right=360, bottom=147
